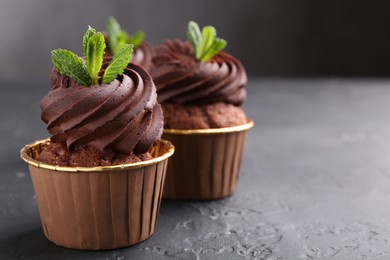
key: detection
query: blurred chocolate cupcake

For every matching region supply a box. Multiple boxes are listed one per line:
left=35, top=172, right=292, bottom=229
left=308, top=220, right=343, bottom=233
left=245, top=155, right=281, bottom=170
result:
left=150, top=21, right=253, bottom=200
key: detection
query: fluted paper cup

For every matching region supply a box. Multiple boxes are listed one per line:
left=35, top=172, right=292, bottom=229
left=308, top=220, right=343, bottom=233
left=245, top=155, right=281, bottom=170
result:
left=162, top=119, right=254, bottom=200
left=20, top=139, right=174, bottom=250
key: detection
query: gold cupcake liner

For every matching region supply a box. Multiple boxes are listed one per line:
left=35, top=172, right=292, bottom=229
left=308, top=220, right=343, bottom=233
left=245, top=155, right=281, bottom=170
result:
left=21, top=139, right=174, bottom=172
left=162, top=119, right=254, bottom=200
left=20, top=139, right=174, bottom=250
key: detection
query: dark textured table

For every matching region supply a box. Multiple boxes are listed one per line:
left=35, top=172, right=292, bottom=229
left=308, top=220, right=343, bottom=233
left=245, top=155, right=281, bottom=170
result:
left=1, top=79, right=390, bottom=259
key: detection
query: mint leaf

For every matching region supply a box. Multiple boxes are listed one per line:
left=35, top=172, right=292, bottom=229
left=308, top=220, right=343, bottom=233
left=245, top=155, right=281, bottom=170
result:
left=83, top=26, right=96, bottom=57
left=85, top=32, right=106, bottom=85
left=51, top=26, right=112, bottom=86
left=200, top=38, right=227, bottom=62
left=187, top=21, right=227, bottom=62
left=107, top=17, right=121, bottom=35
left=117, top=31, right=128, bottom=45
left=51, top=49, right=92, bottom=86
left=102, top=44, right=133, bottom=84
left=187, top=21, right=202, bottom=59
left=199, top=26, right=216, bottom=59
left=106, top=17, right=145, bottom=55
left=106, top=17, right=121, bottom=54
left=128, top=31, right=145, bottom=47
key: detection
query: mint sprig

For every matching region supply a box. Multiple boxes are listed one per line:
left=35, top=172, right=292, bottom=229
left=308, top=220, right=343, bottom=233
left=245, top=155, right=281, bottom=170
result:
left=187, top=21, right=227, bottom=62
left=83, top=26, right=97, bottom=57
left=85, top=32, right=106, bottom=85
left=106, top=16, right=145, bottom=55
left=52, top=49, right=92, bottom=86
left=102, top=44, right=134, bottom=84
left=51, top=26, right=133, bottom=86
left=128, top=31, right=145, bottom=47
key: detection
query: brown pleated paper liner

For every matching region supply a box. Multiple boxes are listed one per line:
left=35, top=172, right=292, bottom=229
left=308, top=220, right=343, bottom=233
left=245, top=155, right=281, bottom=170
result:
left=162, top=119, right=254, bottom=200
left=20, top=139, right=174, bottom=250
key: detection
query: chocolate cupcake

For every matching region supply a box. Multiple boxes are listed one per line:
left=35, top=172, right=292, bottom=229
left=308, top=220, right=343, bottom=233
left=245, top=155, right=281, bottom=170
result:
left=20, top=27, right=174, bottom=250
left=150, top=21, right=253, bottom=200
left=105, top=17, right=154, bottom=70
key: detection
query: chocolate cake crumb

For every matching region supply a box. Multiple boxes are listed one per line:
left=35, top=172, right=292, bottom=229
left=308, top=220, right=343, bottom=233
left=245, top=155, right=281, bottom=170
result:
left=38, top=142, right=153, bottom=167
left=112, top=153, right=141, bottom=165
left=39, top=142, right=70, bottom=166
left=138, top=152, right=153, bottom=161
left=162, top=102, right=247, bottom=129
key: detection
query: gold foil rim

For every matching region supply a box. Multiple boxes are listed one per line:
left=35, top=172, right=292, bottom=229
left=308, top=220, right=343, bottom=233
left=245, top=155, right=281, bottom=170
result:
left=163, top=118, right=254, bottom=135
left=20, top=139, right=175, bottom=172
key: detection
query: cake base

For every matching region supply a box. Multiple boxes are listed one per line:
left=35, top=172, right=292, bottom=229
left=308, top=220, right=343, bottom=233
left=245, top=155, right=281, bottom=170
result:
left=38, top=142, right=153, bottom=167
left=162, top=102, right=247, bottom=129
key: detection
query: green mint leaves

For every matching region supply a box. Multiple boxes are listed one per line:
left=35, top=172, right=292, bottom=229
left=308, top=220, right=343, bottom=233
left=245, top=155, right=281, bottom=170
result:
left=128, top=31, right=145, bottom=48
left=106, top=17, right=145, bottom=55
left=83, top=26, right=97, bottom=57
left=107, top=17, right=123, bottom=55
left=187, top=21, right=227, bottom=62
left=51, top=26, right=133, bottom=86
left=52, top=49, right=92, bottom=86
left=85, top=32, right=106, bottom=85
left=102, top=44, right=133, bottom=84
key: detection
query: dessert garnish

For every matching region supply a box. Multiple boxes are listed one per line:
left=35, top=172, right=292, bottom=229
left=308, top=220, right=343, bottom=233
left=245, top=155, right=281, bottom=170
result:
left=51, top=26, right=133, bottom=86
left=106, top=17, right=145, bottom=55
left=187, top=21, right=227, bottom=62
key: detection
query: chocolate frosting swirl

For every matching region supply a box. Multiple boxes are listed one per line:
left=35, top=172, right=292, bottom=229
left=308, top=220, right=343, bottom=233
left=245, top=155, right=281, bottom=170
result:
left=150, top=39, right=247, bottom=106
left=40, top=60, right=163, bottom=155
left=131, top=42, right=154, bottom=70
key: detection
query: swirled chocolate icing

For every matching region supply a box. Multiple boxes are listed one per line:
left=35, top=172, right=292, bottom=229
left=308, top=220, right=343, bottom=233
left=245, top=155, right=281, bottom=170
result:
left=131, top=42, right=154, bottom=70
left=40, top=59, right=163, bottom=155
left=150, top=39, right=247, bottom=106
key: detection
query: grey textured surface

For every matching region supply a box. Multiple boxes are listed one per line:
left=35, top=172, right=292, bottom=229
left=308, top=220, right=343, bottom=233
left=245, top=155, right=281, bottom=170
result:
left=1, top=79, right=390, bottom=259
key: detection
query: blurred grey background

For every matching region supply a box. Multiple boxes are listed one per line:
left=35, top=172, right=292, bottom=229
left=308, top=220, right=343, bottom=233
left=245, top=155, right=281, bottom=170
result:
left=1, top=0, right=390, bottom=82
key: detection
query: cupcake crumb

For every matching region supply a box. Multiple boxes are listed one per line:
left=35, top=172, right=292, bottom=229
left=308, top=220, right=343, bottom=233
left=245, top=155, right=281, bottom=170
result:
left=162, top=102, right=247, bottom=129
left=38, top=142, right=153, bottom=167
left=39, top=142, right=70, bottom=166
